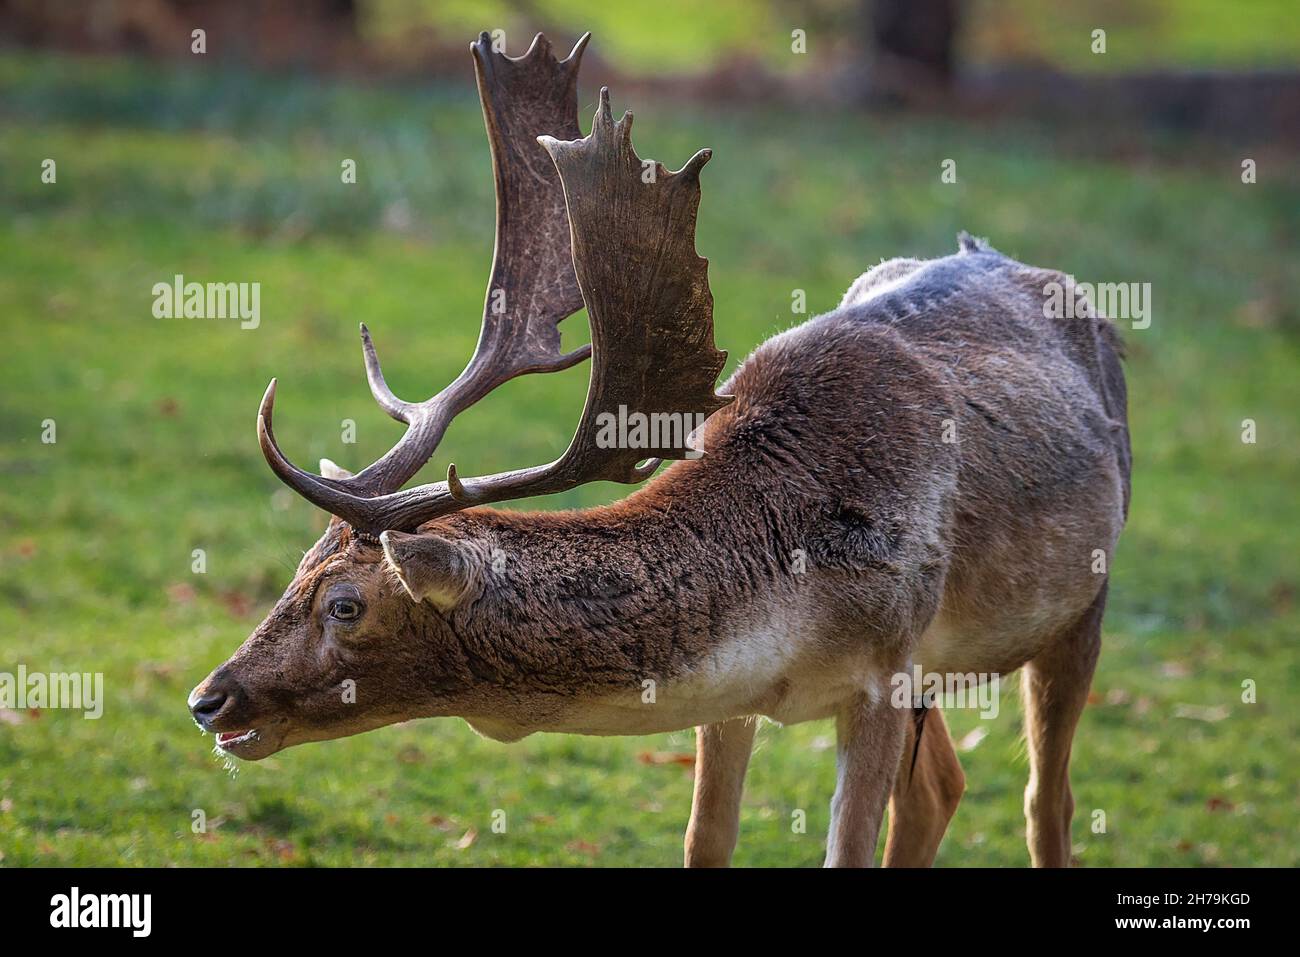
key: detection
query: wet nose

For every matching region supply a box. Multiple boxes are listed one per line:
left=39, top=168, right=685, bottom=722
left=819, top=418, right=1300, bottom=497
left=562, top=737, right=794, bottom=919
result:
left=188, top=683, right=229, bottom=724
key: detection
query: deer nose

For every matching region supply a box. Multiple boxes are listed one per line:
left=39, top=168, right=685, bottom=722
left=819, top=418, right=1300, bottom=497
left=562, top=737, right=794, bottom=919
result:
left=188, top=684, right=230, bottom=725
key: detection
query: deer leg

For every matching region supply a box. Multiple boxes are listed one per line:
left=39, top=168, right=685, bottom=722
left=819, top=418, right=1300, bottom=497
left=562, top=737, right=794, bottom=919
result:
left=883, top=706, right=965, bottom=866
left=1021, top=583, right=1106, bottom=867
left=684, top=717, right=757, bottom=867
left=825, top=691, right=908, bottom=867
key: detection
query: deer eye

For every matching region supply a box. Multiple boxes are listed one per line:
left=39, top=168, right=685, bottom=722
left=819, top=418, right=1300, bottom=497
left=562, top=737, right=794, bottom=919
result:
left=328, top=598, right=364, bottom=622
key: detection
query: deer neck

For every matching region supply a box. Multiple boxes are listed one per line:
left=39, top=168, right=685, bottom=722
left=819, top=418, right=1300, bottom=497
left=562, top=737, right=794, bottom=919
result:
left=430, top=475, right=789, bottom=737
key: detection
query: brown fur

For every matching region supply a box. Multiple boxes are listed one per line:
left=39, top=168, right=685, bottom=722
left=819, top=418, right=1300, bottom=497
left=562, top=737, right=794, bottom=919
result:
left=191, top=236, right=1130, bottom=865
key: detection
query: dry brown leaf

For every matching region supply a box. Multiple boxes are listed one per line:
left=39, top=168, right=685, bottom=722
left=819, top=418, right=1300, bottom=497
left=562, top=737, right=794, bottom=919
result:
left=167, top=582, right=197, bottom=605
left=396, top=745, right=425, bottom=765
left=565, top=840, right=601, bottom=858
left=637, top=751, right=695, bottom=768
left=454, top=827, right=478, bottom=850
left=220, top=590, right=254, bottom=618
left=264, top=838, right=297, bottom=862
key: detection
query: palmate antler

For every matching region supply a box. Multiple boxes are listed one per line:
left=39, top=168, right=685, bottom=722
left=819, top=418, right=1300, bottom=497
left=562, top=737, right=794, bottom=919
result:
left=257, top=35, right=730, bottom=535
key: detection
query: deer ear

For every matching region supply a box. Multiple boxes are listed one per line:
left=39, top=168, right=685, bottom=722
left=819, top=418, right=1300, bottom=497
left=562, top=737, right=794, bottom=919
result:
left=379, top=530, right=482, bottom=612
left=319, top=458, right=353, bottom=480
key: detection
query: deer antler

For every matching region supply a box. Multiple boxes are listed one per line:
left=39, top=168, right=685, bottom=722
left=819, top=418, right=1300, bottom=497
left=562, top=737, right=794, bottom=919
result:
left=257, top=31, right=591, bottom=511
left=259, top=43, right=731, bottom=534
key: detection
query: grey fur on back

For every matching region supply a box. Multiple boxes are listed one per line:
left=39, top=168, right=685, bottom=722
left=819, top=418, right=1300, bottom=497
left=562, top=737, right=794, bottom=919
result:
left=689, top=232, right=1132, bottom=676
left=834, top=232, right=1131, bottom=516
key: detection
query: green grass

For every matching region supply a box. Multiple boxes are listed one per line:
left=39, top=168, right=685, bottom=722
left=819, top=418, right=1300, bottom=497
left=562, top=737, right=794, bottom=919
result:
left=1, top=50, right=1298, bottom=867
left=362, top=0, right=1300, bottom=73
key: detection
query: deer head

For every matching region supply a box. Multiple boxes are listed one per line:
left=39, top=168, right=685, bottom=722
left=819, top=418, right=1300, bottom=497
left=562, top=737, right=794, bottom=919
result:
left=188, top=32, right=730, bottom=759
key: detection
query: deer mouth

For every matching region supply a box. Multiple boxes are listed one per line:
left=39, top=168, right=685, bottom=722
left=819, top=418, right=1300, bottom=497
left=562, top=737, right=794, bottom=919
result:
left=216, top=729, right=258, bottom=750
left=211, top=721, right=288, bottom=760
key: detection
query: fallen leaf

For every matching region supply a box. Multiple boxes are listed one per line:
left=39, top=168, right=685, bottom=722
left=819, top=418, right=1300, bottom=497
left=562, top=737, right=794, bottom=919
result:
left=1205, top=796, right=1235, bottom=813
left=1268, top=580, right=1294, bottom=613
left=14, top=539, right=36, bottom=559
left=454, top=827, right=478, bottom=850
left=0, top=797, right=13, bottom=813
left=264, top=838, right=297, bottom=862
left=637, top=751, right=695, bottom=768
left=220, top=591, right=254, bottom=618
left=167, top=582, right=197, bottom=605
left=565, top=840, right=601, bottom=858
left=158, top=397, right=180, bottom=417
left=957, top=726, right=988, bottom=752
left=396, top=745, right=425, bottom=765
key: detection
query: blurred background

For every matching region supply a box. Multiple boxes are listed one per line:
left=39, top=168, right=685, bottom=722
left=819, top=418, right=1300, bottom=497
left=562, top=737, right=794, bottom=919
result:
left=1, top=0, right=1296, bottom=866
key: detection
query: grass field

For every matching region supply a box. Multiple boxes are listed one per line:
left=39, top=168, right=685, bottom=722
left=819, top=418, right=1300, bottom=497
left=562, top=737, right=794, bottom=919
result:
left=363, top=0, right=1300, bottom=72
left=1, top=49, right=1298, bottom=867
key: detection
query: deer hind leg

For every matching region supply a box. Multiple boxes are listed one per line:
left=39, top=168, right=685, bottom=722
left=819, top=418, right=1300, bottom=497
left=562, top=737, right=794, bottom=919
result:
left=883, top=706, right=965, bottom=867
left=1021, top=583, right=1106, bottom=867
left=825, top=690, right=909, bottom=867
left=684, top=717, right=758, bottom=867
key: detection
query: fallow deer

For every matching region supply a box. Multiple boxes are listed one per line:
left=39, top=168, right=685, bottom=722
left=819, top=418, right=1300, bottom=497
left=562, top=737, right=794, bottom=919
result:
left=188, top=32, right=1131, bottom=867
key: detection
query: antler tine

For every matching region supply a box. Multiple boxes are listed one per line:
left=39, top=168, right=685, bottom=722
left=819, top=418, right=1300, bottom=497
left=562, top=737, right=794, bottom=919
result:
left=257, top=380, right=358, bottom=504
left=360, top=324, right=414, bottom=425
left=298, top=86, right=733, bottom=534
left=256, top=32, right=597, bottom=522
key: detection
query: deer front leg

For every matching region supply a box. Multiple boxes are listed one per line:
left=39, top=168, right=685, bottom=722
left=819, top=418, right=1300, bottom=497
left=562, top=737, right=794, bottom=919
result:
left=684, top=717, right=758, bottom=867
left=825, top=691, right=908, bottom=867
